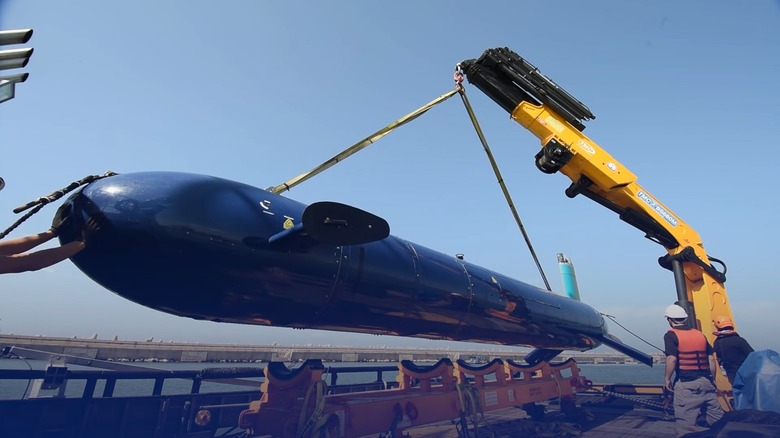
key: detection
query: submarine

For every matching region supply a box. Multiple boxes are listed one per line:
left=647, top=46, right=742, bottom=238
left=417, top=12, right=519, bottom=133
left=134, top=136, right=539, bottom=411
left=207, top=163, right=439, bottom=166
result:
left=53, top=171, right=652, bottom=365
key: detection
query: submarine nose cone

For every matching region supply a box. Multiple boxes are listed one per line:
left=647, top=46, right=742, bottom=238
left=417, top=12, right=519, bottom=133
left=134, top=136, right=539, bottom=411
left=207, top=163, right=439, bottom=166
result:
left=54, top=171, right=279, bottom=314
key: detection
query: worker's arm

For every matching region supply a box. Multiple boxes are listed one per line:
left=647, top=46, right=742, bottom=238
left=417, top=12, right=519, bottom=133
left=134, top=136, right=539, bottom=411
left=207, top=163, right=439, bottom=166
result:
left=664, top=355, right=677, bottom=391
left=0, top=241, right=85, bottom=274
left=0, top=229, right=57, bottom=256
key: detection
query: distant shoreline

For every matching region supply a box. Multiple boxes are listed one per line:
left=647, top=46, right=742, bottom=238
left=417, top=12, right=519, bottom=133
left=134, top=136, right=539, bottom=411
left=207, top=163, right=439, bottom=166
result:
left=0, top=333, right=663, bottom=364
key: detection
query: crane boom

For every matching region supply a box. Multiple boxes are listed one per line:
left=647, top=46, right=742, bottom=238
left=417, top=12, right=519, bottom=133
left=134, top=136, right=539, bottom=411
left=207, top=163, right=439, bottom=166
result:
left=461, top=48, right=733, bottom=390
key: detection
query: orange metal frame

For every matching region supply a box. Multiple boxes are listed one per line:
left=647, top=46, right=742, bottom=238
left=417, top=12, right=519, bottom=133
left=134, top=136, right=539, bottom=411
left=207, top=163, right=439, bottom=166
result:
left=238, top=357, right=590, bottom=437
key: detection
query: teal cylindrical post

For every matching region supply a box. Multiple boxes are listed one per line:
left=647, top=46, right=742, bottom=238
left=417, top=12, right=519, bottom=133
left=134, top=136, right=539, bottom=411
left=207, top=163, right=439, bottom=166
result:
left=557, top=253, right=581, bottom=301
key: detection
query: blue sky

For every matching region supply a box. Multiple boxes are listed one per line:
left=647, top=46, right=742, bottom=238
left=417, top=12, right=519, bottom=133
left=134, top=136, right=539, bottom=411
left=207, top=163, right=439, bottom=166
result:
left=1, top=1, right=779, bottom=355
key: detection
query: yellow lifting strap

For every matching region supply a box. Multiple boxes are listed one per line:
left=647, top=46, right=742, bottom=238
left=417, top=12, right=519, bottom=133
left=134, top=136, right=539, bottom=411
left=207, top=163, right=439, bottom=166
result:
left=267, top=67, right=550, bottom=291
left=268, top=87, right=460, bottom=195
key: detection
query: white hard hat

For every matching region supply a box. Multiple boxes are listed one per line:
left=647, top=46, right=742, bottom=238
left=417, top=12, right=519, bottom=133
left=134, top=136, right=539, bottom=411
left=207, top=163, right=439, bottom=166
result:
left=665, top=304, right=688, bottom=319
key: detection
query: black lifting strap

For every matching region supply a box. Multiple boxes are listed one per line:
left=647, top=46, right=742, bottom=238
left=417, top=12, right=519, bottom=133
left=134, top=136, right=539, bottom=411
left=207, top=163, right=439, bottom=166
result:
left=456, top=71, right=552, bottom=291
left=658, top=246, right=727, bottom=283
left=0, top=171, right=117, bottom=240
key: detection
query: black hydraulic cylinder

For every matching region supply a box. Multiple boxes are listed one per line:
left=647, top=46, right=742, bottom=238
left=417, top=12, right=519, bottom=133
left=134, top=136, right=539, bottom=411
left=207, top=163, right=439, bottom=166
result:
left=461, top=48, right=595, bottom=131
left=671, top=258, right=695, bottom=329
left=460, top=56, right=539, bottom=114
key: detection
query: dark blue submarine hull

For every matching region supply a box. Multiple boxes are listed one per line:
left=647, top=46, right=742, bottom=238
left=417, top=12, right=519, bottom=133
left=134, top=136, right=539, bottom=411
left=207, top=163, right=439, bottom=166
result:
left=55, top=171, right=649, bottom=364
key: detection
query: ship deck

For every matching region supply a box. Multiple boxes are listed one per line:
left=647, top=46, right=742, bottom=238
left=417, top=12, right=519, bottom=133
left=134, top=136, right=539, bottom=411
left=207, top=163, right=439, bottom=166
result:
left=0, top=357, right=679, bottom=438
left=407, top=394, right=676, bottom=437
left=408, top=395, right=780, bottom=438
left=4, top=349, right=777, bottom=438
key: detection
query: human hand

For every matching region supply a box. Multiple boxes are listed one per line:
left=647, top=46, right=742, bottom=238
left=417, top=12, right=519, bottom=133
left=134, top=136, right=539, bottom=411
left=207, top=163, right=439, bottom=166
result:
left=81, top=217, right=102, bottom=242
left=50, top=215, right=72, bottom=237
left=665, top=378, right=674, bottom=391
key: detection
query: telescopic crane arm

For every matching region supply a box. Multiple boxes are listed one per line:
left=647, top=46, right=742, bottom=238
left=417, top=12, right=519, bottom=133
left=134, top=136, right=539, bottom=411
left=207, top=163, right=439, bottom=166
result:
left=461, top=48, right=732, bottom=383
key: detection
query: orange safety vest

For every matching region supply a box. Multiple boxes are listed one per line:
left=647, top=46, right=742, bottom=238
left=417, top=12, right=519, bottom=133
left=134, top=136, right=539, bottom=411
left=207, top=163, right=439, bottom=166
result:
left=670, top=328, right=709, bottom=371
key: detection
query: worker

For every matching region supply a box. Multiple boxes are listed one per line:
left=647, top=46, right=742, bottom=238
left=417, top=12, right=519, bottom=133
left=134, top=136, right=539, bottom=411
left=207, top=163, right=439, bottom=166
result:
left=663, top=303, right=724, bottom=437
left=713, top=316, right=754, bottom=385
left=0, top=217, right=85, bottom=274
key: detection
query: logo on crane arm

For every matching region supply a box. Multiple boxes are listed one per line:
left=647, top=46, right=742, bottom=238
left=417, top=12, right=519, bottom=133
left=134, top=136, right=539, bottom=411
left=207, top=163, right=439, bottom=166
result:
left=637, top=191, right=679, bottom=227
left=577, top=140, right=596, bottom=155
left=541, top=116, right=565, bottom=133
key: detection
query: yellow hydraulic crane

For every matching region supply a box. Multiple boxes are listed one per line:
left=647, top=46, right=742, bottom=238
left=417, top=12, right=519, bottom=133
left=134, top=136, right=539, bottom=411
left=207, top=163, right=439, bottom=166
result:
left=460, top=48, right=733, bottom=394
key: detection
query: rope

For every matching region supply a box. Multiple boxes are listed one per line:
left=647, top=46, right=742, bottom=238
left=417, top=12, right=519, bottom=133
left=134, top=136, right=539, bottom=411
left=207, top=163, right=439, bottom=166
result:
left=0, top=204, right=44, bottom=240
left=455, top=382, right=470, bottom=436
left=552, top=370, right=563, bottom=406
left=498, top=419, right=582, bottom=437
left=455, top=77, right=552, bottom=291
left=296, top=380, right=328, bottom=438
left=382, top=409, right=405, bottom=438
left=1, top=172, right=116, bottom=240
left=268, top=88, right=460, bottom=195
left=602, top=313, right=664, bottom=354
left=455, top=383, right=494, bottom=437
left=591, top=387, right=673, bottom=418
